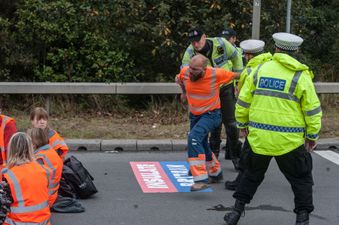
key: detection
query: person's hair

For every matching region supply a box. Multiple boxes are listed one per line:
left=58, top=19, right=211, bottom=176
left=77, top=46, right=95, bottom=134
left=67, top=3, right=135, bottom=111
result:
left=27, top=128, right=49, bottom=149
left=7, top=132, right=35, bottom=169
left=30, top=107, right=49, bottom=122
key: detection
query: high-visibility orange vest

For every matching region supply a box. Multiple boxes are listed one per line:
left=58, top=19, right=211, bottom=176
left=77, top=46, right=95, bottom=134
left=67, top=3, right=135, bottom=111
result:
left=35, top=144, right=63, bottom=206
left=2, top=161, right=50, bottom=225
left=0, top=115, right=15, bottom=166
left=176, top=66, right=235, bottom=115
left=48, top=129, right=68, bottom=158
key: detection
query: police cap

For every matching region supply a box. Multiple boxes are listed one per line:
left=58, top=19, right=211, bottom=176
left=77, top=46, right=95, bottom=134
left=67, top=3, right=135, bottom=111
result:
left=240, top=39, right=265, bottom=54
left=272, top=32, right=303, bottom=51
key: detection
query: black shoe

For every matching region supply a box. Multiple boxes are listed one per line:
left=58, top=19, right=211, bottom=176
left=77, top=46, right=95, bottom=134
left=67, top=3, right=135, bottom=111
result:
left=295, top=210, right=309, bottom=225
left=223, top=200, right=245, bottom=225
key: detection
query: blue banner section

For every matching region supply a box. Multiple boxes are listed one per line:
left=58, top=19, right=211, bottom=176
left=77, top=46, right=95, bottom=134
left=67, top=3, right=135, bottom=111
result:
left=259, top=77, right=286, bottom=91
left=160, top=161, right=212, bottom=193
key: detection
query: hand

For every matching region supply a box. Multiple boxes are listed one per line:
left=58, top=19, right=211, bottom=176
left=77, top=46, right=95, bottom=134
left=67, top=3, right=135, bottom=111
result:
left=305, top=139, right=317, bottom=152
left=240, top=128, right=248, bottom=137
left=179, top=93, right=188, bottom=110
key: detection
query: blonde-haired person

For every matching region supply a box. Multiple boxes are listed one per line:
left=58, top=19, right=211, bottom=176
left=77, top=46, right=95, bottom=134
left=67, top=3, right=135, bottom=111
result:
left=1, top=132, right=50, bottom=225
left=28, top=127, right=63, bottom=207
left=30, top=107, right=69, bottom=159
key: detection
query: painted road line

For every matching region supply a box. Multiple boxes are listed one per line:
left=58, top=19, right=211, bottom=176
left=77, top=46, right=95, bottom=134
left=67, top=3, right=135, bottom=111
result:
left=314, top=150, right=339, bottom=166
left=130, top=162, right=177, bottom=193
left=160, top=161, right=212, bottom=193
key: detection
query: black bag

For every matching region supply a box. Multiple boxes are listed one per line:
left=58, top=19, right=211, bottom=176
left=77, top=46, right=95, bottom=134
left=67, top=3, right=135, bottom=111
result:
left=63, top=156, right=98, bottom=199
left=58, top=177, right=77, bottom=199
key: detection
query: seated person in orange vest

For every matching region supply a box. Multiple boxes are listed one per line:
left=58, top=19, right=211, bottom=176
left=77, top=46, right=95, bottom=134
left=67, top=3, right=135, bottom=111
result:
left=1, top=132, right=51, bottom=225
left=28, top=127, right=63, bottom=206
left=0, top=114, right=17, bottom=167
left=176, top=54, right=240, bottom=191
left=30, top=107, right=68, bottom=159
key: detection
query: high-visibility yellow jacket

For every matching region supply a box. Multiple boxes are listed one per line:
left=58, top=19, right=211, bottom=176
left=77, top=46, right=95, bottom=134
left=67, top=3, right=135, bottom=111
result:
left=236, top=53, right=322, bottom=156
left=181, top=37, right=243, bottom=76
left=238, top=52, right=272, bottom=92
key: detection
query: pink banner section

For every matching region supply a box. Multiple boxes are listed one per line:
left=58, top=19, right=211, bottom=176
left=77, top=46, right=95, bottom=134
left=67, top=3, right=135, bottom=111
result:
left=130, top=162, right=177, bottom=193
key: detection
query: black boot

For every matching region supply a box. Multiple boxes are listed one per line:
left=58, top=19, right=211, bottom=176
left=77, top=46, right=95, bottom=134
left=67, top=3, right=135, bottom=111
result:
left=224, top=200, right=245, bottom=225
left=225, top=172, right=243, bottom=191
left=295, top=210, right=309, bottom=225
left=231, top=158, right=240, bottom=171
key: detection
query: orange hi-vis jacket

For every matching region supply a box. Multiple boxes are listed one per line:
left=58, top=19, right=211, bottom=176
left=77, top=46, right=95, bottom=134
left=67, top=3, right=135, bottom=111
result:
left=0, top=115, right=16, bottom=166
left=35, top=144, right=63, bottom=206
left=176, top=67, right=236, bottom=115
left=48, top=129, right=68, bottom=159
left=2, top=161, right=50, bottom=225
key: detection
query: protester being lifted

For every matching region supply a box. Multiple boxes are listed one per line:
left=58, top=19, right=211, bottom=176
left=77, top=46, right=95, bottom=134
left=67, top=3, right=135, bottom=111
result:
left=181, top=27, right=243, bottom=173
left=223, top=33, right=322, bottom=225
left=176, top=54, right=240, bottom=191
left=2, top=132, right=50, bottom=225
left=225, top=39, right=272, bottom=191
left=0, top=113, right=17, bottom=168
left=30, top=107, right=69, bottom=159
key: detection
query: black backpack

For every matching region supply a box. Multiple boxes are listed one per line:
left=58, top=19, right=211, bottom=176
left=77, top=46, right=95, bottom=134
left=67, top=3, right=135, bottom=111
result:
left=62, top=156, right=98, bottom=199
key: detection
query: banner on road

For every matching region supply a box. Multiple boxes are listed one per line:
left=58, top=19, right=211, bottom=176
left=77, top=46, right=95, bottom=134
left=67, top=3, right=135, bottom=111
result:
left=130, top=161, right=213, bottom=193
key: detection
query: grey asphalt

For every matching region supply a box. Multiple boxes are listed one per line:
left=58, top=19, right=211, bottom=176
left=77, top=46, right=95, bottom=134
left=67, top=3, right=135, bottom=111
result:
left=51, top=149, right=339, bottom=225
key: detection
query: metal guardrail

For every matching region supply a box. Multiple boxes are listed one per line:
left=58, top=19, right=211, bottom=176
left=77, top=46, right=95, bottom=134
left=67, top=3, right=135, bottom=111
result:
left=0, top=82, right=338, bottom=94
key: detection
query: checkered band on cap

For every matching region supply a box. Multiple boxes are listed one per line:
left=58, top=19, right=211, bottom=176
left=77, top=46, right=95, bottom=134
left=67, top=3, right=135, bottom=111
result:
left=273, top=32, right=303, bottom=51
left=240, top=39, right=265, bottom=54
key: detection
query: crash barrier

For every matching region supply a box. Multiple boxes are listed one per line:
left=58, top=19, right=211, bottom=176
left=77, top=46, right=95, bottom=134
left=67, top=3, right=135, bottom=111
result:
left=66, top=138, right=339, bottom=152
left=0, top=82, right=338, bottom=94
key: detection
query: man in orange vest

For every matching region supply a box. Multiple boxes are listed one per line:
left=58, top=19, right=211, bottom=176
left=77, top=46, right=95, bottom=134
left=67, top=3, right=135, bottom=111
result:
left=176, top=54, right=240, bottom=191
left=0, top=114, right=17, bottom=167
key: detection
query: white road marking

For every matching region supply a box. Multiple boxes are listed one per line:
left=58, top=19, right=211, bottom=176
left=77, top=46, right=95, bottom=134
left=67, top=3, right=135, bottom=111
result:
left=315, top=150, right=339, bottom=166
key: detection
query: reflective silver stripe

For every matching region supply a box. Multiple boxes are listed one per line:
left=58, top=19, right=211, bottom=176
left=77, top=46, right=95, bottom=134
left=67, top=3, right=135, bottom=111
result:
left=49, top=181, right=59, bottom=189
left=51, top=140, right=67, bottom=148
left=5, top=217, right=50, bottom=225
left=48, top=129, right=56, bottom=138
left=247, top=68, right=252, bottom=75
left=37, top=154, right=56, bottom=181
left=11, top=200, right=49, bottom=213
left=215, top=38, right=228, bottom=67
left=229, top=49, right=237, bottom=59
left=189, top=98, right=220, bottom=112
left=193, top=174, right=208, bottom=182
left=49, top=188, right=58, bottom=195
left=289, top=71, right=302, bottom=94
left=253, top=89, right=300, bottom=103
left=6, top=170, right=49, bottom=214
left=37, top=161, right=52, bottom=192
left=187, top=47, right=194, bottom=58
left=253, top=64, right=263, bottom=87
left=35, top=144, right=52, bottom=154
left=187, top=69, right=217, bottom=99
left=306, top=106, right=322, bottom=116
left=237, top=99, right=250, bottom=108
left=1, top=116, right=9, bottom=164
left=189, top=160, right=205, bottom=166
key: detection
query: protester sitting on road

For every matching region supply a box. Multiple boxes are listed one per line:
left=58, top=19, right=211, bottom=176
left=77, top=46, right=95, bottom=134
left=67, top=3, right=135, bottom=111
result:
left=2, top=132, right=51, bottom=225
left=176, top=54, right=240, bottom=191
left=30, top=107, right=68, bottom=159
left=0, top=113, right=17, bottom=168
left=28, top=127, right=63, bottom=206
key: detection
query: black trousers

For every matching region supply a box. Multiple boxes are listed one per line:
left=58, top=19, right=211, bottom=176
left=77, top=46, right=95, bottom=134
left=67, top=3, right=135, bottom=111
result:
left=233, top=144, right=314, bottom=213
left=209, top=83, right=240, bottom=158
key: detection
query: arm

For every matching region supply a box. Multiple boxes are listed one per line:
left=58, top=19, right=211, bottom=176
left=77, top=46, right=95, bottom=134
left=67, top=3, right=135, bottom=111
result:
left=299, top=73, right=322, bottom=150
left=224, top=39, right=243, bottom=72
left=235, top=74, right=254, bottom=133
left=181, top=46, right=194, bottom=69
left=175, top=69, right=188, bottom=110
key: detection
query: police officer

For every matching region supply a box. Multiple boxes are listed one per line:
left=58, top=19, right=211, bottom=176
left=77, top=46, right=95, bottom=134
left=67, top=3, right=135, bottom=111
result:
left=223, top=33, right=322, bottom=225
left=182, top=27, right=243, bottom=167
left=225, top=39, right=272, bottom=190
